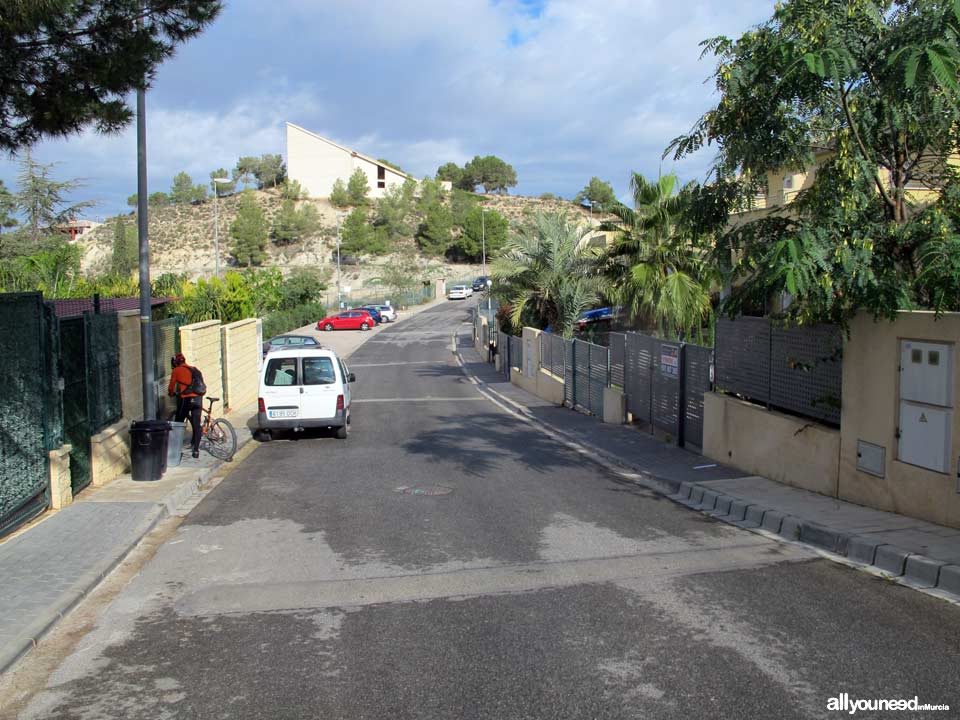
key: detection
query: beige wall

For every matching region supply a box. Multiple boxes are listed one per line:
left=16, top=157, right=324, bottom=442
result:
left=703, top=392, right=840, bottom=497
left=117, top=310, right=143, bottom=421
left=286, top=122, right=408, bottom=200
left=221, top=318, right=260, bottom=412
left=179, top=320, right=223, bottom=405
left=90, top=420, right=129, bottom=487
left=840, top=311, right=960, bottom=528
left=512, top=328, right=566, bottom=406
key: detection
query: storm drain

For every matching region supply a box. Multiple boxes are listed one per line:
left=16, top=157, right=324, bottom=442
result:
left=395, top=485, right=454, bottom=496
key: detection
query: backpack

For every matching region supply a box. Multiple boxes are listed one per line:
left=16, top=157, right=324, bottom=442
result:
left=185, top=365, right=206, bottom=396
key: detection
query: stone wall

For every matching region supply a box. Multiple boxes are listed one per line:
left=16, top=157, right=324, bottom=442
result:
left=48, top=444, right=72, bottom=510
left=90, top=420, right=130, bottom=487
left=221, top=318, right=260, bottom=411
left=179, top=320, right=223, bottom=404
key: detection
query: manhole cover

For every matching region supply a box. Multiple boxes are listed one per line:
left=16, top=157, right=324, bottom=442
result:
left=395, top=485, right=454, bottom=496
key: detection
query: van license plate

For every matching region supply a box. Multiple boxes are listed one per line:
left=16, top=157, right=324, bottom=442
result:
left=269, top=409, right=298, bottom=418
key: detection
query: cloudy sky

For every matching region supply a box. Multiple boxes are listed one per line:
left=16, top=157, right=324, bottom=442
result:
left=1, top=0, right=777, bottom=220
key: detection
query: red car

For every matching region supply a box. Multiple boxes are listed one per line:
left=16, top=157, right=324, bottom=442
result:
left=316, top=309, right=376, bottom=331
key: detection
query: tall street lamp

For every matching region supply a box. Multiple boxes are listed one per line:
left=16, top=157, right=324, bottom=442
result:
left=212, top=177, right=231, bottom=278
left=336, top=211, right=345, bottom=309
left=481, top=207, right=488, bottom=278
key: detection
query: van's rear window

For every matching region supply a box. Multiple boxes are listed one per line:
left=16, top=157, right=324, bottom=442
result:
left=265, top=358, right=298, bottom=386
left=303, top=357, right=337, bottom=385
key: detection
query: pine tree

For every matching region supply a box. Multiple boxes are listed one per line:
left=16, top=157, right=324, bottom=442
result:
left=230, top=192, right=268, bottom=266
left=329, top=178, right=350, bottom=207
left=347, top=168, right=370, bottom=206
left=110, top=218, right=137, bottom=276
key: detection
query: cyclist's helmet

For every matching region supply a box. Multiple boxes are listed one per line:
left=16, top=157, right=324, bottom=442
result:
left=171, top=353, right=186, bottom=368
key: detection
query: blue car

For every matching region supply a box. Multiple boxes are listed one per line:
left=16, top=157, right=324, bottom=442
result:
left=351, top=306, right=382, bottom=324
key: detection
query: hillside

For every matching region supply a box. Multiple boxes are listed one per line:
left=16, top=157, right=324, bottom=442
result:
left=78, top=189, right=606, bottom=295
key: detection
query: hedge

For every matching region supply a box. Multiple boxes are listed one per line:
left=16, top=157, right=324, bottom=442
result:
left=261, top=301, right=327, bottom=339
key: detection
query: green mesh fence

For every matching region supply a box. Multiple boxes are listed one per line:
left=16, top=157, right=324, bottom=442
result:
left=86, top=312, right=121, bottom=433
left=60, top=317, right=90, bottom=493
left=0, top=293, right=52, bottom=535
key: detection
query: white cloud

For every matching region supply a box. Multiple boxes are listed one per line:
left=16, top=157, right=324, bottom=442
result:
left=0, top=0, right=777, bottom=215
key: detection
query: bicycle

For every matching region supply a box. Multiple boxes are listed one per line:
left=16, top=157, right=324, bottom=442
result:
left=198, top=396, right=237, bottom=461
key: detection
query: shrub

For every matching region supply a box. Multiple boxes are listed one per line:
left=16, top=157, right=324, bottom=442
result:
left=261, top=301, right=327, bottom=338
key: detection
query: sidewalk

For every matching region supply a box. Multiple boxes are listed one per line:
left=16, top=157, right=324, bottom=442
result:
left=0, top=403, right=258, bottom=674
left=456, top=331, right=960, bottom=604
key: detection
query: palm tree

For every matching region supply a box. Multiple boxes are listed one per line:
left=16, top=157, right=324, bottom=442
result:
left=491, top=212, right=606, bottom=338
left=603, top=172, right=714, bottom=340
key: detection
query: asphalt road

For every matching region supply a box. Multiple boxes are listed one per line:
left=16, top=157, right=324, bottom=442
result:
left=10, top=301, right=960, bottom=719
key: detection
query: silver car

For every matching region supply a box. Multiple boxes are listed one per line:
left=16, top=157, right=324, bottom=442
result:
left=364, top=304, right=397, bottom=322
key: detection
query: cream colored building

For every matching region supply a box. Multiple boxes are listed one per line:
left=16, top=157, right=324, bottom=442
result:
left=285, top=122, right=411, bottom=199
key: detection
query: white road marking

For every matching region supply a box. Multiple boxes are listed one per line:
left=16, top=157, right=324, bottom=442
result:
left=352, top=397, right=487, bottom=403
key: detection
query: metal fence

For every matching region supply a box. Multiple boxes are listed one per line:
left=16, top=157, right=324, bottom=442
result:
left=0, top=293, right=61, bottom=536
left=152, top=316, right=181, bottom=387
left=715, top=317, right=842, bottom=425
left=624, top=333, right=712, bottom=448
left=498, top=330, right=511, bottom=380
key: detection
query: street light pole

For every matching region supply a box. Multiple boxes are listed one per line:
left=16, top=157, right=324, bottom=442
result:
left=336, top=212, right=343, bottom=309
left=481, top=208, right=486, bottom=278
left=211, top=177, right=230, bottom=278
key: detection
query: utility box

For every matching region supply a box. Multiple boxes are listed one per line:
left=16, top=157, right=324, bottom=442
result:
left=900, top=341, right=953, bottom=406
left=898, top=402, right=952, bottom=473
left=898, top=340, right=954, bottom=473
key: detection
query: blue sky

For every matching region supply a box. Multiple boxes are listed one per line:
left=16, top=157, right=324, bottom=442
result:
left=0, top=0, right=778, bottom=220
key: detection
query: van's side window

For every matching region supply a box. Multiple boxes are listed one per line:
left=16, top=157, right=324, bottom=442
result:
left=303, top=357, right=337, bottom=385
left=265, top=357, right=298, bottom=386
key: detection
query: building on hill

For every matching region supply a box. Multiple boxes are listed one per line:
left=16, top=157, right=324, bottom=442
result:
left=286, top=122, right=411, bottom=200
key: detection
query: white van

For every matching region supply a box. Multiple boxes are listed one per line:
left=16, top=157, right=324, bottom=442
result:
left=257, top=346, right=355, bottom=439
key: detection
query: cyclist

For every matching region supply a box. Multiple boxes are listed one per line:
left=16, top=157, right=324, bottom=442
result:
left=168, top=353, right=203, bottom=458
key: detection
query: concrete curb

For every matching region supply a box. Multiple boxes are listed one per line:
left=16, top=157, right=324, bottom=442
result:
left=452, top=332, right=960, bottom=606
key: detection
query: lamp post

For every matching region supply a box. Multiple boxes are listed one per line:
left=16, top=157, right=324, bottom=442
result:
left=211, top=177, right=231, bottom=278
left=336, top=212, right=345, bottom=309
left=481, top=207, right=487, bottom=278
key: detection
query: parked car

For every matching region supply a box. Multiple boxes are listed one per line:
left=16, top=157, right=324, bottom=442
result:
left=262, top=334, right=322, bottom=356
left=363, top=304, right=397, bottom=322
left=316, top=309, right=376, bottom=331
left=472, top=276, right=489, bottom=292
left=257, top=346, right=355, bottom=439
left=448, top=285, right=469, bottom=300
left=577, top=306, right=623, bottom=330
left=351, top=306, right=382, bottom=324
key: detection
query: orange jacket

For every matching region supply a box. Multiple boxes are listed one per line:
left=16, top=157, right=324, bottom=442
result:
left=168, top=365, right=199, bottom=398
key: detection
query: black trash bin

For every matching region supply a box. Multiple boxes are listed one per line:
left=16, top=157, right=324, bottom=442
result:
left=130, top=420, right=171, bottom=482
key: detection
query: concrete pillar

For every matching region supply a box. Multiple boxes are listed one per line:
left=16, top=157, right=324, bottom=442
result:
left=48, top=444, right=73, bottom=509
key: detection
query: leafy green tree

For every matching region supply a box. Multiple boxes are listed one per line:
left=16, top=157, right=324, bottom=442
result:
left=574, top=177, right=617, bottom=209
left=416, top=178, right=446, bottom=211
left=233, top=156, right=259, bottom=189
left=601, top=173, right=715, bottom=340
left=373, top=182, right=414, bottom=241
left=450, top=188, right=478, bottom=227
left=127, top=193, right=138, bottom=208
left=210, top=169, right=236, bottom=196
left=347, top=168, right=370, bottom=206
left=271, top=199, right=320, bottom=245
left=436, top=162, right=463, bottom=186
left=460, top=155, right=518, bottom=194
left=278, top=267, right=327, bottom=309
left=340, top=207, right=387, bottom=256
left=451, top=207, right=508, bottom=261
left=668, top=0, right=960, bottom=323
left=416, top=202, right=454, bottom=256
left=230, top=191, right=268, bottom=266
left=0, top=0, right=221, bottom=152
left=491, top=212, right=607, bottom=338
left=149, top=191, right=170, bottom=207
left=110, top=218, right=137, bottom=276
left=254, top=154, right=285, bottom=189
left=381, top=258, right=420, bottom=298
left=0, top=181, right=16, bottom=234
left=281, top=179, right=306, bottom=200
left=170, top=171, right=207, bottom=204
left=13, top=150, right=92, bottom=249
left=329, top=178, right=350, bottom=207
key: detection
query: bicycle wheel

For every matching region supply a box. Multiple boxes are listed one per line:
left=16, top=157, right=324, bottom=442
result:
left=206, top=418, right=237, bottom=460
